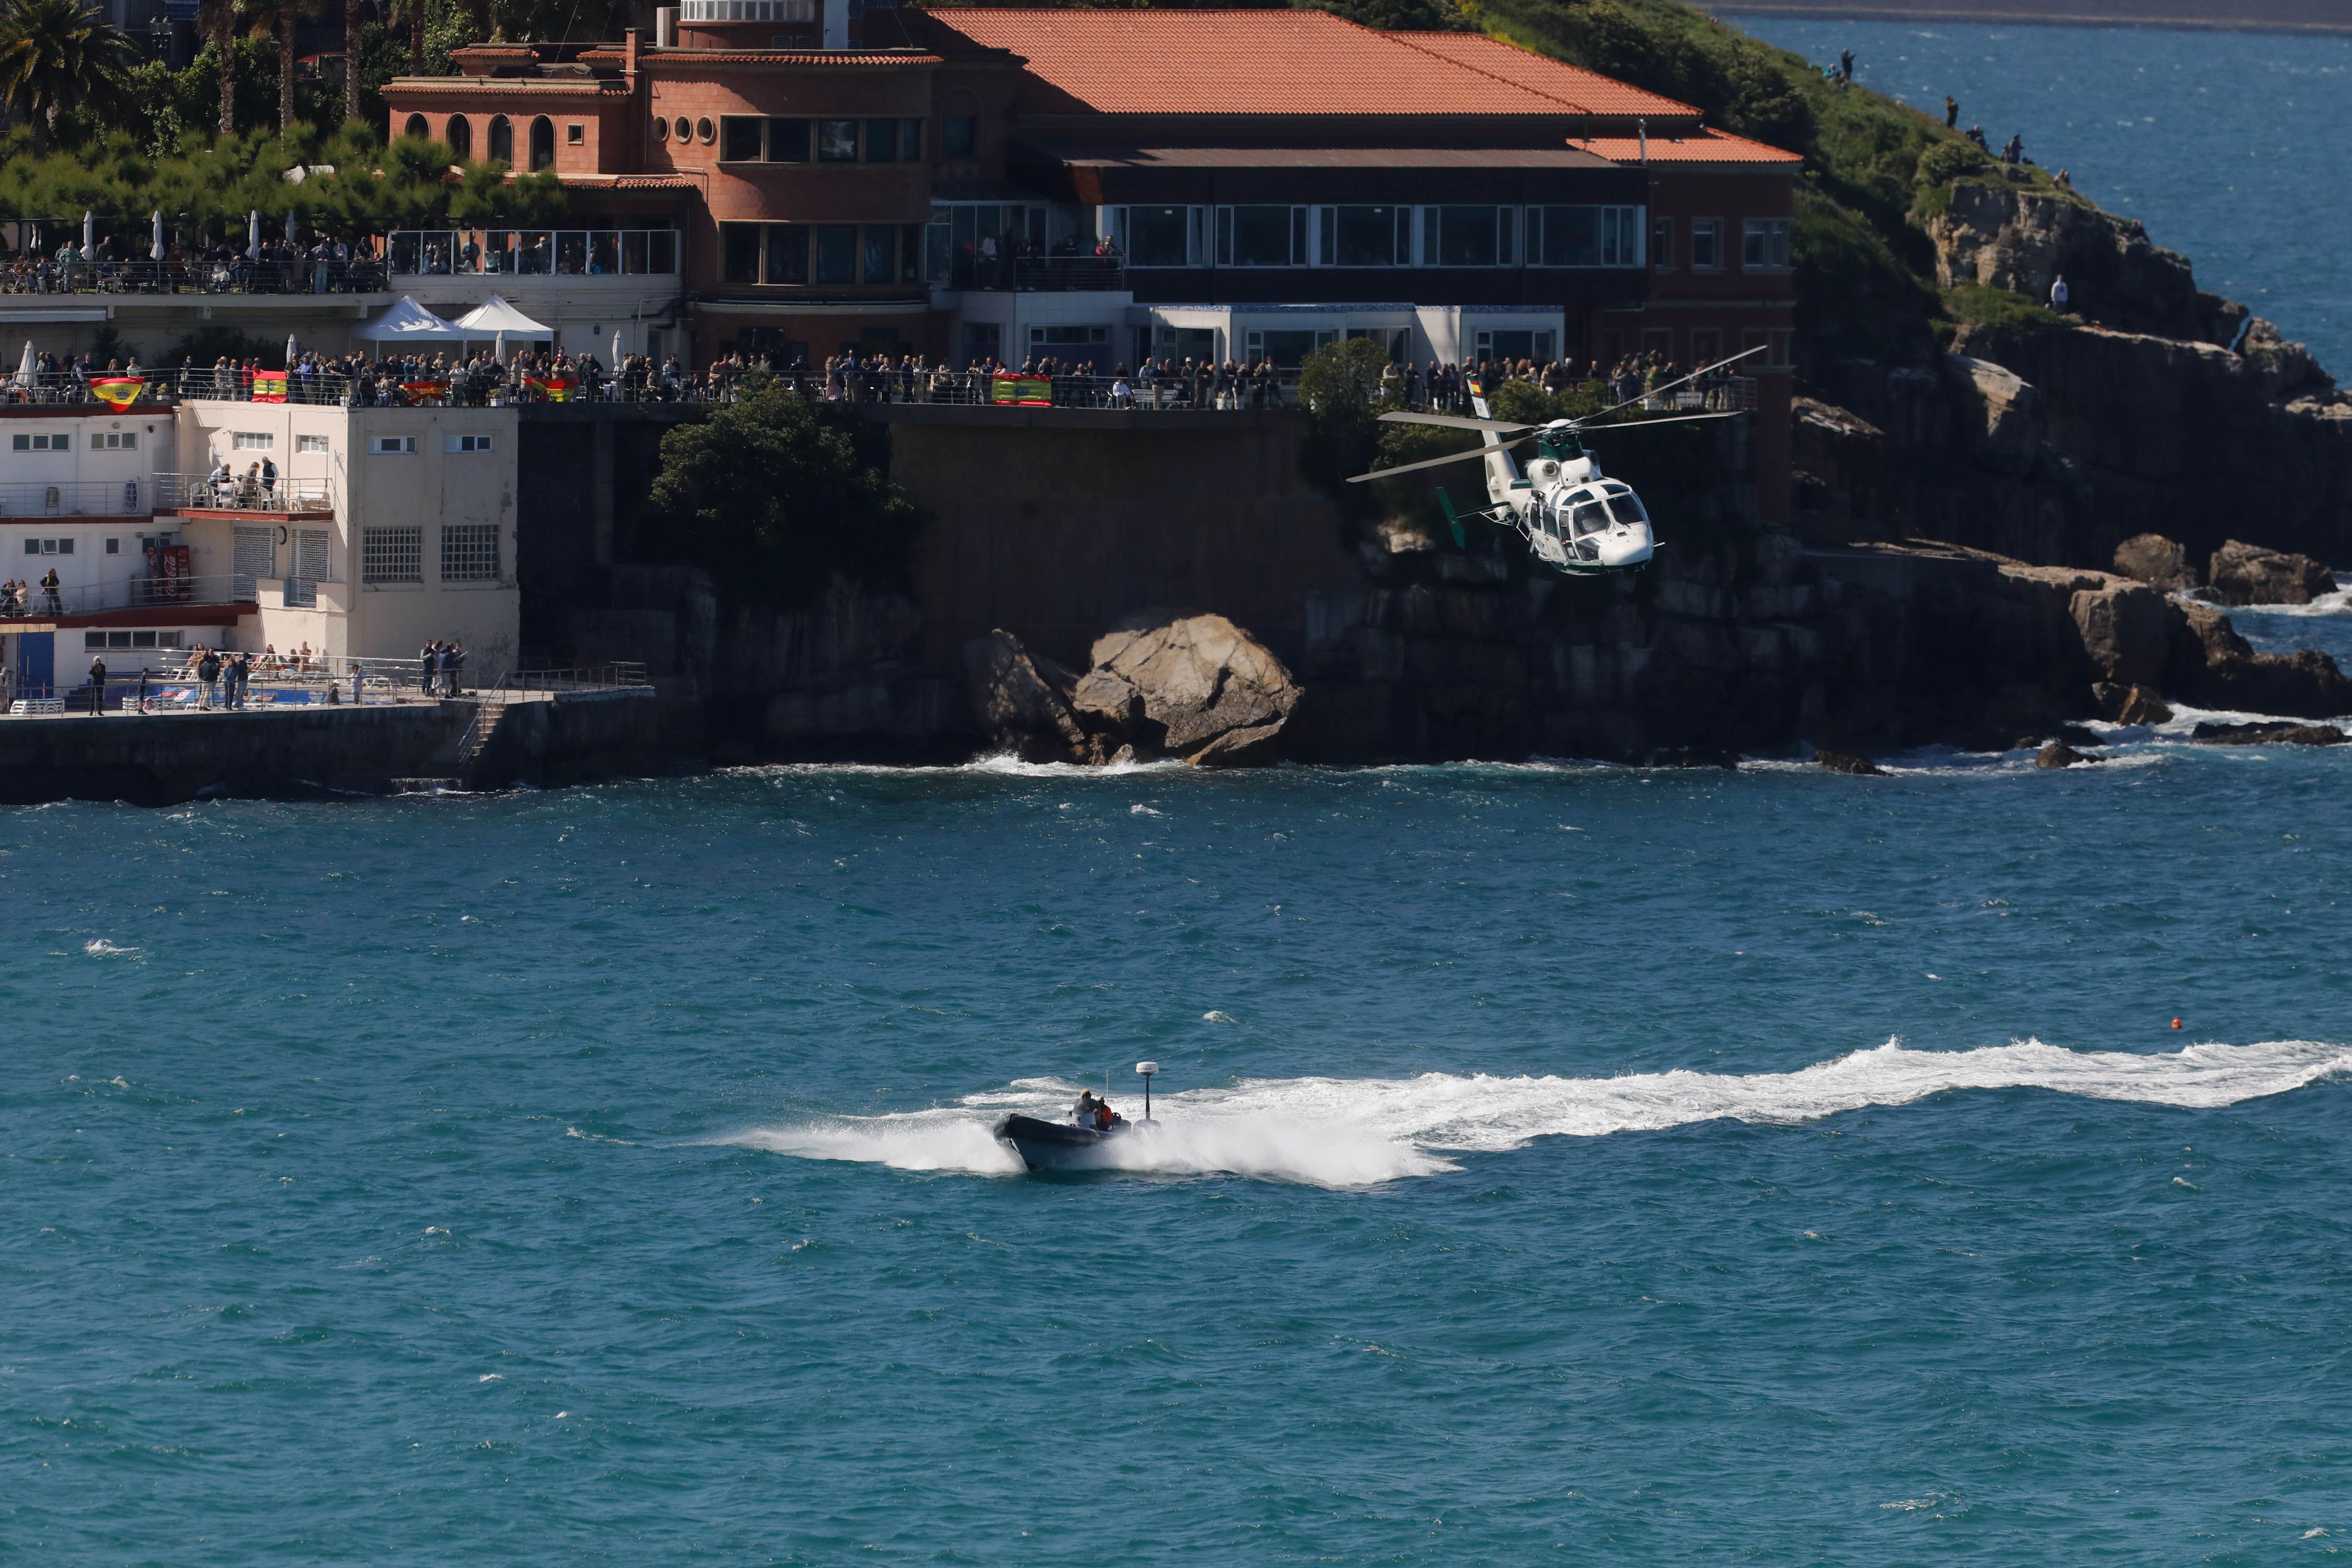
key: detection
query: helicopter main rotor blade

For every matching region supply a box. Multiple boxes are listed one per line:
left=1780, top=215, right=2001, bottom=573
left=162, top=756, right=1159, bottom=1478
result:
left=1582, top=344, right=1770, bottom=424
left=1346, top=435, right=1534, bottom=485
left=1376, top=411, right=1537, bottom=434
left=1578, top=409, right=1746, bottom=433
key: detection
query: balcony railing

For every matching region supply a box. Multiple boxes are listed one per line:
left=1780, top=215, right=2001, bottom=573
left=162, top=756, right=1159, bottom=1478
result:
left=155, top=474, right=333, bottom=515
left=389, top=229, right=679, bottom=279
left=0, top=479, right=149, bottom=517
left=0, top=573, right=250, bottom=619
left=943, top=255, right=1127, bottom=293
left=0, top=257, right=387, bottom=297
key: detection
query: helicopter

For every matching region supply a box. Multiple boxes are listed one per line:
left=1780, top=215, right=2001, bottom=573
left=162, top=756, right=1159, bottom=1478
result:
left=1347, top=345, right=1766, bottom=577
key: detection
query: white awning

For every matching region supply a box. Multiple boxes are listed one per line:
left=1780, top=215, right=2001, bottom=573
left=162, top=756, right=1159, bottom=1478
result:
left=353, top=295, right=464, bottom=342
left=450, top=295, right=554, bottom=337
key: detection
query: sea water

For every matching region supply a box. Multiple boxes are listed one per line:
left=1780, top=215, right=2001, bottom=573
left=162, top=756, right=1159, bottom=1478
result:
left=6, top=741, right=2351, bottom=1563
left=1725, top=16, right=2352, bottom=374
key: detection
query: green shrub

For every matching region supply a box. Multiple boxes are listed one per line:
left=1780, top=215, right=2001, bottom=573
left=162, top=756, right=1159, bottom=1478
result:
left=1915, top=137, right=1992, bottom=187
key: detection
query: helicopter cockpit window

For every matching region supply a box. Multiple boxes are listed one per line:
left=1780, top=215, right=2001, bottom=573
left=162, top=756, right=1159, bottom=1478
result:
left=1568, top=497, right=1610, bottom=536
left=1607, top=491, right=1650, bottom=526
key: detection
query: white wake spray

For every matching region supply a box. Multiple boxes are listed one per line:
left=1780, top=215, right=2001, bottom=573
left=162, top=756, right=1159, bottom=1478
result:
left=719, top=1040, right=2351, bottom=1187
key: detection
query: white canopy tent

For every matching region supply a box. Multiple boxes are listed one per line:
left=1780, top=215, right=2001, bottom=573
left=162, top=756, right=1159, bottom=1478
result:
left=353, top=295, right=465, bottom=352
left=450, top=295, right=553, bottom=337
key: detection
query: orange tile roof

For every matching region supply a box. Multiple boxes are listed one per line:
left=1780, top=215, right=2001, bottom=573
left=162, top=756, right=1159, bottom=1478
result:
left=1568, top=129, right=1804, bottom=165
left=930, top=8, right=1689, bottom=120
left=1387, top=31, right=1693, bottom=118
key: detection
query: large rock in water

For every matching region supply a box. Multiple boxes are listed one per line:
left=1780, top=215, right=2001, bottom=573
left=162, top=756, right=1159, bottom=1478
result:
left=961, top=629, right=1086, bottom=759
left=2113, top=533, right=2200, bottom=591
left=1089, top=612, right=1302, bottom=766
left=2207, top=539, right=2335, bottom=606
left=2068, top=581, right=2171, bottom=688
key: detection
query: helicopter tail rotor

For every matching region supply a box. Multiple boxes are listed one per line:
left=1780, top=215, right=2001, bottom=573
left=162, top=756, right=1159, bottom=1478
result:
left=1437, top=487, right=1467, bottom=548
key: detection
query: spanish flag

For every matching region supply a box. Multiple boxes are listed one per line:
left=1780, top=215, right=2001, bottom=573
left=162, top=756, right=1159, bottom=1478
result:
left=524, top=375, right=577, bottom=403
left=90, top=376, right=144, bottom=410
left=401, top=381, right=448, bottom=402
left=251, top=372, right=288, bottom=403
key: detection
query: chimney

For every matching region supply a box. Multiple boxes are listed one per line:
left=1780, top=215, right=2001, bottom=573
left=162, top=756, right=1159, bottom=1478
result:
left=654, top=7, right=675, bottom=48
left=623, top=26, right=638, bottom=79
left=822, top=0, right=848, bottom=49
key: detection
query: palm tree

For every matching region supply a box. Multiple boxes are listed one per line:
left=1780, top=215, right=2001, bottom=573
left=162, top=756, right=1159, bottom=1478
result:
left=0, top=0, right=135, bottom=149
left=198, top=0, right=240, bottom=135
left=245, top=0, right=322, bottom=133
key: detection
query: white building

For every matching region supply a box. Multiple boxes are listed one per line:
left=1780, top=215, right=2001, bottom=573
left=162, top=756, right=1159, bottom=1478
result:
left=0, top=394, right=519, bottom=697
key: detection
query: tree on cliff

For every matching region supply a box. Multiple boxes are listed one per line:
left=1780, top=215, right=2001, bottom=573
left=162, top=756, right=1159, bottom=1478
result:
left=647, top=385, right=925, bottom=608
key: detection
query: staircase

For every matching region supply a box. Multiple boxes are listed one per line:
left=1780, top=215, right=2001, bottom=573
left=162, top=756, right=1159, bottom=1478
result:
left=395, top=696, right=514, bottom=792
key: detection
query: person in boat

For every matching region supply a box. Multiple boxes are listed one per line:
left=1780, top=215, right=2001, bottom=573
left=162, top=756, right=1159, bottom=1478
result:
left=1073, top=1090, right=1099, bottom=1127
left=1093, top=1098, right=1121, bottom=1132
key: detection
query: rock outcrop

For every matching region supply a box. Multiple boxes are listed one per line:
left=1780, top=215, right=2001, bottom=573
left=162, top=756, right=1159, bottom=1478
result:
left=2113, top=533, right=2200, bottom=591
left=2206, top=539, right=2336, bottom=606
left=958, top=613, right=1301, bottom=766
left=2036, top=740, right=2100, bottom=768
left=2190, top=721, right=2347, bottom=746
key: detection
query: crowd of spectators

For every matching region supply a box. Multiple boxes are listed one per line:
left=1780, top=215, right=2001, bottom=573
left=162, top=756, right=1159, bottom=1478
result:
left=0, top=236, right=383, bottom=296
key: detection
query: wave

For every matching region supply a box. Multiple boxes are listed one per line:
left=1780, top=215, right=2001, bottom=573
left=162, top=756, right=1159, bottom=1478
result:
left=715, top=1040, right=2349, bottom=1187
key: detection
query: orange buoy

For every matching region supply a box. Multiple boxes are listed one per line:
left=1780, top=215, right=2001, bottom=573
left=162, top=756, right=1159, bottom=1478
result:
left=2171, top=1018, right=2182, bottom=1030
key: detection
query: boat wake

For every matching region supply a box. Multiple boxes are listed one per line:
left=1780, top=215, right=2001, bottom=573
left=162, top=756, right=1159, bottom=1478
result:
left=718, top=1039, right=2351, bottom=1187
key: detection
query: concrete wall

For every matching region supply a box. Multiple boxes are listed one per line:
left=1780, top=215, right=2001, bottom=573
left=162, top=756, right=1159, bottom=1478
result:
left=882, top=404, right=1360, bottom=671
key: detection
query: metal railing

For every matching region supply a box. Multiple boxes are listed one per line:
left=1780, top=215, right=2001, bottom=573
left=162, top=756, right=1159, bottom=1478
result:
left=0, top=572, right=250, bottom=619
left=0, top=479, right=149, bottom=516
left=389, top=228, right=679, bottom=279
left=0, top=257, right=388, bottom=296
left=497, top=662, right=650, bottom=693
left=943, top=255, right=1127, bottom=292
left=154, top=474, right=333, bottom=515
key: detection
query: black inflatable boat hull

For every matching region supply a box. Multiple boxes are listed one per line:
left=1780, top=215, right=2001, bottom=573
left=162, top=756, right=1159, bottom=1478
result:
left=994, top=1114, right=1132, bottom=1172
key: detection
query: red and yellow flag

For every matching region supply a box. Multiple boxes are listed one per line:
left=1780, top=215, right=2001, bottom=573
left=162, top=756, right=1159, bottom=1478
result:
left=524, top=375, right=577, bottom=403
left=90, top=376, right=143, bottom=410
left=251, top=372, right=288, bottom=403
left=401, top=381, right=448, bottom=402
left=990, top=372, right=1051, bottom=407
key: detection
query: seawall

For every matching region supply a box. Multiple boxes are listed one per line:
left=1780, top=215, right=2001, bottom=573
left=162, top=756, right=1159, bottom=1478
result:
left=0, top=690, right=663, bottom=806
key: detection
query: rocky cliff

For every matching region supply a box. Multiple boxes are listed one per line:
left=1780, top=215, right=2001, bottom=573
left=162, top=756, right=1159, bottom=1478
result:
left=1806, top=183, right=2352, bottom=573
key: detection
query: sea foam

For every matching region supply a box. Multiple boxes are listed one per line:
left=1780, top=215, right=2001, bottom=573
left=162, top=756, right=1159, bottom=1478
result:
left=718, top=1039, right=2350, bottom=1187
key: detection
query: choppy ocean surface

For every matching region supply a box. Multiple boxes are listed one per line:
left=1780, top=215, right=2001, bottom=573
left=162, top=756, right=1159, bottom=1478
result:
left=6, top=739, right=2352, bottom=1562
left=1727, top=16, right=2352, bottom=374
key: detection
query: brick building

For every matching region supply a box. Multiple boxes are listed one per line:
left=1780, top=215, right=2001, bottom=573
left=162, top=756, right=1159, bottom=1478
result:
left=380, top=5, right=1800, bottom=513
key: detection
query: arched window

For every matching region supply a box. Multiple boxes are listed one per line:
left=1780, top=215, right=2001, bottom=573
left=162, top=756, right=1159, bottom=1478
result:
left=447, top=114, right=472, bottom=159
left=488, top=115, right=513, bottom=164
left=403, top=112, right=429, bottom=140
left=528, top=115, right=555, bottom=171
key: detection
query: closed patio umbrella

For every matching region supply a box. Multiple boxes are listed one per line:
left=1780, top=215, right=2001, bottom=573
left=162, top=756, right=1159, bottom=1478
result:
left=247, top=209, right=259, bottom=254
left=13, top=340, right=34, bottom=388
left=149, top=210, right=163, bottom=261
left=285, top=333, right=298, bottom=371
left=82, top=211, right=93, bottom=252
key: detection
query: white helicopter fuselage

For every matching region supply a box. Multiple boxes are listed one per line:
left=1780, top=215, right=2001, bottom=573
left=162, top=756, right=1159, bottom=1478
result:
left=1470, top=398, right=1656, bottom=574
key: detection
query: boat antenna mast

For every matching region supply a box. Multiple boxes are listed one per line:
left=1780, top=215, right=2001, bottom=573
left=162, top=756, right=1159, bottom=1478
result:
left=1136, top=1062, right=1158, bottom=1122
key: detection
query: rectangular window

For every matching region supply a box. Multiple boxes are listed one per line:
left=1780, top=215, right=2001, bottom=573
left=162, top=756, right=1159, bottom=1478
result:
left=446, top=434, right=494, bottom=454
left=297, top=434, right=330, bottom=453
left=371, top=435, right=418, bottom=455
left=441, top=523, right=500, bottom=582
left=11, top=432, right=68, bottom=451
left=900, top=118, right=923, bottom=160
left=720, top=116, right=764, bottom=162
left=1651, top=216, right=1675, bottom=271
left=1125, top=205, right=1193, bottom=268
left=815, top=119, right=857, bottom=162
left=864, top=119, right=898, bottom=162
left=861, top=225, right=896, bottom=283
left=941, top=114, right=976, bottom=158
left=1528, top=206, right=1642, bottom=267
left=362, top=525, right=422, bottom=584
left=764, top=224, right=809, bottom=284
left=233, top=431, right=273, bottom=449
left=1220, top=205, right=1296, bottom=267
left=58, top=537, right=71, bottom=554
left=813, top=224, right=858, bottom=283
left=88, top=431, right=137, bottom=450
left=106, top=537, right=121, bottom=554
left=722, top=222, right=762, bottom=283
left=86, top=631, right=106, bottom=649
left=766, top=117, right=809, bottom=163
left=1742, top=217, right=1792, bottom=271
left=1436, top=206, right=1500, bottom=268
left=1329, top=205, right=1405, bottom=268
left=1690, top=218, right=1723, bottom=271
left=132, top=630, right=157, bottom=648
